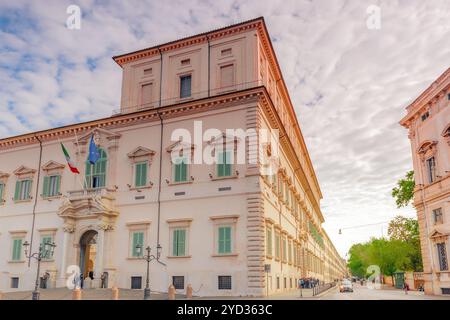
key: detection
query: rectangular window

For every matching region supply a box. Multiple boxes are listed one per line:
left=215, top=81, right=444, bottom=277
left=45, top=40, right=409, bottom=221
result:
left=173, top=157, right=188, bottom=182
left=131, top=231, right=144, bottom=257
left=181, top=58, right=190, bottom=66
left=284, top=277, right=287, bottom=289
left=288, top=240, right=292, bottom=264
left=426, top=157, right=436, bottom=183
left=40, top=235, right=53, bottom=260
left=218, top=276, right=232, bottom=290
left=135, top=162, right=148, bottom=187
left=180, top=75, right=192, bottom=98
left=274, top=231, right=281, bottom=260
left=218, top=226, right=232, bottom=254
left=131, top=276, right=142, bottom=289
left=221, top=48, right=232, bottom=56
left=266, top=226, right=273, bottom=256
left=217, top=150, right=232, bottom=177
left=43, top=175, right=61, bottom=198
left=14, top=179, right=32, bottom=201
left=172, top=276, right=185, bottom=290
left=11, top=277, right=19, bottom=289
left=276, top=277, right=280, bottom=289
left=220, top=64, right=234, bottom=89
left=172, top=229, right=186, bottom=257
left=421, top=111, right=430, bottom=121
left=282, top=236, right=287, bottom=262
left=433, top=208, right=443, bottom=224
left=143, top=68, right=152, bottom=76
left=437, top=243, right=448, bottom=271
left=12, top=238, right=23, bottom=261
left=0, top=183, right=5, bottom=203
left=141, top=83, right=153, bottom=107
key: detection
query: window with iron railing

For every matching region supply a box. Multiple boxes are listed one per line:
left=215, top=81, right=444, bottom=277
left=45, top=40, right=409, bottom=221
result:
left=437, top=243, right=448, bottom=271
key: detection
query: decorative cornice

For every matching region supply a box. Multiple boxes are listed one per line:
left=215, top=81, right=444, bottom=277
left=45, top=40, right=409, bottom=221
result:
left=400, top=67, right=450, bottom=126
left=112, top=18, right=264, bottom=67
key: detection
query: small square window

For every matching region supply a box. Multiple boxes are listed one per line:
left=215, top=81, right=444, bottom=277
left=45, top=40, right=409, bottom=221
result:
left=221, top=48, right=232, bottom=56
left=11, top=277, right=19, bottom=289
left=447, top=93, right=450, bottom=101
left=172, top=276, right=185, bottom=290
left=421, top=111, right=430, bottom=121
left=218, top=276, right=232, bottom=290
left=143, top=68, right=152, bottom=75
left=131, top=276, right=142, bottom=289
left=181, top=59, right=190, bottom=66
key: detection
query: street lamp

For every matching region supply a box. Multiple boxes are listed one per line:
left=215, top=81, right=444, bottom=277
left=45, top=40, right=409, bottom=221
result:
left=135, top=243, right=165, bottom=300
left=23, top=240, right=56, bottom=300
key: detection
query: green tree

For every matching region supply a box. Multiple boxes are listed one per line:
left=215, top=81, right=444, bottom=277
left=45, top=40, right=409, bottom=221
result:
left=391, top=171, right=415, bottom=208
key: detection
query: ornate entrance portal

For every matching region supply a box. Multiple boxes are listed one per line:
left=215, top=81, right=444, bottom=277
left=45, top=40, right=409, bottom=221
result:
left=79, top=230, right=98, bottom=279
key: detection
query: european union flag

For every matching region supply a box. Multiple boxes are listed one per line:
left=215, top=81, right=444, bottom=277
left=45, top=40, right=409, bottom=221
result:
left=88, top=135, right=100, bottom=164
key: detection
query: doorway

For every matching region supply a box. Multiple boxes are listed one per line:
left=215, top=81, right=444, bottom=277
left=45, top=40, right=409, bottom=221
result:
left=79, top=230, right=98, bottom=280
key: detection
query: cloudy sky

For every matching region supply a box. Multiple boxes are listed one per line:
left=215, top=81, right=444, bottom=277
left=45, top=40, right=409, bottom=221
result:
left=1, top=0, right=449, bottom=256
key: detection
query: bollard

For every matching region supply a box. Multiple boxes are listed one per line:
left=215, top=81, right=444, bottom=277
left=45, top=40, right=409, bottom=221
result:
left=168, top=285, right=176, bottom=300
left=72, top=288, right=82, bottom=300
left=111, top=286, right=119, bottom=300
left=186, top=284, right=193, bottom=299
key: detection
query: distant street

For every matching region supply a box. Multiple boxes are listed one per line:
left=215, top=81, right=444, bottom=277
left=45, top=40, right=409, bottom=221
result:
left=319, top=283, right=450, bottom=300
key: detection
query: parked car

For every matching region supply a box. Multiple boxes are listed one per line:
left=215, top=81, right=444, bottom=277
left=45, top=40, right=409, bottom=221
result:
left=340, top=279, right=354, bottom=293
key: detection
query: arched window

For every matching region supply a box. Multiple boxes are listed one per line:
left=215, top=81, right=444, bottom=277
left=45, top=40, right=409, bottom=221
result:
left=85, top=148, right=107, bottom=189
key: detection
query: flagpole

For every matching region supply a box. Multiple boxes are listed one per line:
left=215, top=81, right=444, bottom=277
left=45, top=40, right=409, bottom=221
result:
left=74, top=131, right=88, bottom=194
left=59, top=135, right=86, bottom=193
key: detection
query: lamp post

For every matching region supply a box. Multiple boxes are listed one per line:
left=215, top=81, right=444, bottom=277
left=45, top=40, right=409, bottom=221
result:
left=23, top=240, right=56, bottom=300
left=135, top=243, right=165, bottom=300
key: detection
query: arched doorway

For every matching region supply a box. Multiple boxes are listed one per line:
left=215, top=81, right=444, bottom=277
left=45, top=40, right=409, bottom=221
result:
left=79, top=230, right=98, bottom=279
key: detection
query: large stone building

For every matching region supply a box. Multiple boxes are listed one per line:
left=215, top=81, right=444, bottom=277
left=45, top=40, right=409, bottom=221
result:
left=400, top=67, right=450, bottom=295
left=0, top=17, right=346, bottom=296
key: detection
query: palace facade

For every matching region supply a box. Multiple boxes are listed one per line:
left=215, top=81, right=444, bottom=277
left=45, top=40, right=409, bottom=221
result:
left=0, top=17, right=346, bottom=296
left=400, top=67, right=450, bottom=295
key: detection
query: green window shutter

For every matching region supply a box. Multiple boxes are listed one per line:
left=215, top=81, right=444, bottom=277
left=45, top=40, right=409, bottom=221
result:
left=12, top=238, right=22, bottom=261
left=43, top=176, right=49, bottom=197
left=14, top=181, right=20, bottom=201
left=224, top=151, right=232, bottom=176
left=0, top=183, right=4, bottom=201
left=217, top=152, right=224, bottom=177
left=135, top=162, right=147, bottom=187
left=55, top=175, right=61, bottom=195
left=25, top=180, right=32, bottom=199
left=224, top=227, right=231, bottom=253
left=172, top=230, right=178, bottom=256
left=174, top=158, right=187, bottom=182
left=180, top=160, right=187, bottom=181
left=218, top=227, right=225, bottom=254
left=132, top=232, right=144, bottom=257
left=177, top=229, right=186, bottom=256
left=41, top=236, right=52, bottom=259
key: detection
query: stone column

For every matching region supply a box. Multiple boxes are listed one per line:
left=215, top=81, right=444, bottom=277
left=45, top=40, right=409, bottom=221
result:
left=93, top=227, right=105, bottom=288
left=57, top=225, right=75, bottom=288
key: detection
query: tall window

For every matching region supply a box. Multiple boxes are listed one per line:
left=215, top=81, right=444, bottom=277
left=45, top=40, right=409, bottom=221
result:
left=288, top=240, right=292, bottom=264
left=282, top=236, right=287, bottom=262
left=220, top=64, right=234, bottom=89
left=141, top=83, right=153, bottom=107
left=11, top=238, right=23, bottom=261
left=14, top=179, right=32, bottom=201
left=173, top=157, right=188, bottom=183
left=433, top=208, right=443, bottom=224
left=218, top=226, right=232, bottom=254
left=217, top=150, right=232, bottom=177
left=131, top=231, right=144, bottom=257
left=180, top=75, right=192, bottom=98
left=437, top=243, right=448, bottom=271
left=0, top=182, right=5, bottom=203
left=40, top=235, right=54, bottom=260
left=274, top=231, right=281, bottom=260
left=85, top=148, right=107, bottom=189
left=426, top=156, right=436, bottom=183
left=266, top=226, right=273, bottom=257
left=135, top=161, right=148, bottom=187
left=172, top=229, right=186, bottom=257
left=42, top=175, right=61, bottom=198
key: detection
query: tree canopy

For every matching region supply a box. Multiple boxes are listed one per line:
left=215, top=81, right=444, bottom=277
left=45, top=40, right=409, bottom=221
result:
left=391, top=171, right=415, bottom=208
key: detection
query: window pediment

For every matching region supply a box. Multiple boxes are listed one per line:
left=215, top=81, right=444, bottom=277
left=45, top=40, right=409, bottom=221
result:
left=207, top=132, right=240, bottom=147
left=166, top=140, right=195, bottom=155
left=127, top=146, right=156, bottom=161
left=42, top=160, right=65, bottom=172
left=429, top=228, right=448, bottom=242
left=417, top=140, right=437, bottom=154
left=13, top=166, right=36, bottom=177
left=0, top=171, right=10, bottom=180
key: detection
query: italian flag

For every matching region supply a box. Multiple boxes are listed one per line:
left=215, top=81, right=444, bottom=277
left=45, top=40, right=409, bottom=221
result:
left=61, top=143, right=80, bottom=174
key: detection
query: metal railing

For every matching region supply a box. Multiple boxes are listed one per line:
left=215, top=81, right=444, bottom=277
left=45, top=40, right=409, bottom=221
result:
left=111, top=80, right=264, bottom=115
left=312, top=282, right=335, bottom=296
